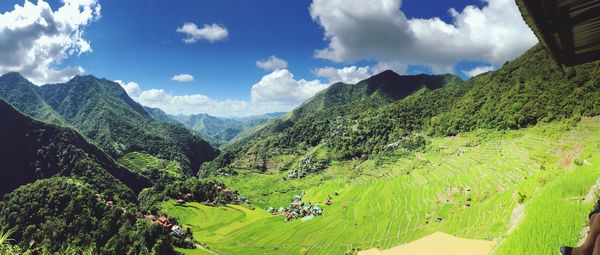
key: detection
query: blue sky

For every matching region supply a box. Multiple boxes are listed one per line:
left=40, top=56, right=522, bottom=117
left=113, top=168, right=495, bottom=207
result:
left=0, top=0, right=537, bottom=116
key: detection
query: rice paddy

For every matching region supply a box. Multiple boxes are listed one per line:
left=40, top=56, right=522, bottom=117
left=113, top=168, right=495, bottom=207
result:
left=118, top=152, right=183, bottom=178
left=163, top=117, right=600, bottom=254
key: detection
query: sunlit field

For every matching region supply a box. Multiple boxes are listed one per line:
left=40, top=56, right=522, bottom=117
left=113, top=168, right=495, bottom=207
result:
left=164, top=117, right=600, bottom=254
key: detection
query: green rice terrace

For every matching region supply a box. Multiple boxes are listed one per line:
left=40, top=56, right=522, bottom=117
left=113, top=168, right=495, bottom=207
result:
left=158, top=116, right=600, bottom=255
left=119, top=152, right=184, bottom=179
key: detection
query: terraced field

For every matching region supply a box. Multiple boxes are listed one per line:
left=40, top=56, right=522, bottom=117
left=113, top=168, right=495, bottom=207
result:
left=165, top=117, right=600, bottom=254
left=118, top=152, right=183, bottom=178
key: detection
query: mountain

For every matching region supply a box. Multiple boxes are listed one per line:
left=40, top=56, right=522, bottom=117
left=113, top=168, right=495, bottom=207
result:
left=0, top=74, right=218, bottom=174
left=291, top=71, right=461, bottom=119
left=200, top=44, right=600, bottom=177
left=0, top=99, right=150, bottom=198
left=144, top=106, right=182, bottom=125
left=199, top=72, right=462, bottom=176
left=0, top=72, right=63, bottom=124
left=172, top=112, right=286, bottom=146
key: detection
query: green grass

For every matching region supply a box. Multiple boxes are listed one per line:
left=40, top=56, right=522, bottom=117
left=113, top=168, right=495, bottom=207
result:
left=118, top=152, right=183, bottom=178
left=165, top=117, right=600, bottom=255
left=493, top=158, right=600, bottom=254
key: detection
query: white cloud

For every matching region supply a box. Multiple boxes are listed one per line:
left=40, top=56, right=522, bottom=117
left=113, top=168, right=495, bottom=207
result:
left=463, top=65, right=496, bottom=77
left=0, top=0, right=101, bottom=84
left=115, top=80, right=141, bottom=98
left=251, top=69, right=327, bottom=104
left=256, top=55, right=288, bottom=71
left=171, top=73, right=195, bottom=82
left=313, top=66, right=371, bottom=84
left=372, top=61, right=408, bottom=75
left=176, top=22, right=228, bottom=43
left=309, top=0, right=537, bottom=73
left=117, top=69, right=329, bottom=117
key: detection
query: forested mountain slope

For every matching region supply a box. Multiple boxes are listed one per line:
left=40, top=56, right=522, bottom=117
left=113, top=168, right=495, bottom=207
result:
left=291, top=71, right=461, bottom=119
left=201, top=44, right=600, bottom=177
left=0, top=99, right=150, bottom=198
left=0, top=73, right=63, bottom=124
left=172, top=112, right=285, bottom=146
left=0, top=74, right=218, bottom=174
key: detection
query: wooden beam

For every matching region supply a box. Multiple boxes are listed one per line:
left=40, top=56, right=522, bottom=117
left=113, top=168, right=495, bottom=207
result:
left=520, top=0, right=565, bottom=67
left=564, top=49, right=600, bottom=66
left=555, top=6, right=575, bottom=61
left=571, top=4, right=600, bottom=25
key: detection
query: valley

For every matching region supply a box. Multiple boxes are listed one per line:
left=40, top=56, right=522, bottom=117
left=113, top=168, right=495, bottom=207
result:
left=1, top=1, right=600, bottom=253
left=165, top=116, right=600, bottom=255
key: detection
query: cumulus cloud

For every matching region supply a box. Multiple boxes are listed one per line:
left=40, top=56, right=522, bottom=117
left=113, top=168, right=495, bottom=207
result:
left=463, top=65, right=496, bottom=77
left=251, top=69, right=327, bottom=105
left=118, top=69, right=328, bottom=117
left=0, top=0, right=101, bottom=84
left=176, top=22, right=228, bottom=43
left=115, top=80, right=141, bottom=98
left=137, top=89, right=250, bottom=116
left=256, top=55, right=288, bottom=71
left=309, top=0, right=537, bottom=73
left=313, top=66, right=371, bottom=84
left=171, top=73, right=195, bottom=82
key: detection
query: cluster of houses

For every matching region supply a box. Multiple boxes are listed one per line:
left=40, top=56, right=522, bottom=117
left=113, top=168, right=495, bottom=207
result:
left=95, top=193, right=186, bottom=237
left=143, top=214, right=186, bottom=237
left=175, top=193, right=194, bottom=205
left=267, top=195, right=324, bottom=222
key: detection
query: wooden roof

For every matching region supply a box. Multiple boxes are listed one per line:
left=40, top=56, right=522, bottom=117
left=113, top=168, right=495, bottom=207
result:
left=517, top=0, right=600, bottom=66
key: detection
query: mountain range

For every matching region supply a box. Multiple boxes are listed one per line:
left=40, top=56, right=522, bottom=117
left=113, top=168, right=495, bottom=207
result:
left=0, top=73, right=218, bottom=175
left=200, top=44, right=600, bottom=176
left=170, top=112, right=285, bottom=146
left=2, top=43, right=600, bottom=254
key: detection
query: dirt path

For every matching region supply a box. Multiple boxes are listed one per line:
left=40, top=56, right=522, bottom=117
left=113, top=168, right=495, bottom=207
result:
left=195, top=243, right=219, bottom=255
left=359, top=232, right=495, bottom=255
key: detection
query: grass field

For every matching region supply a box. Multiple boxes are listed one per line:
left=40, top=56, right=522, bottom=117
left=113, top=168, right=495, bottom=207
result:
left=162, top=117, right=600, bottom=254
left=118, top=152, right=183, bottom=178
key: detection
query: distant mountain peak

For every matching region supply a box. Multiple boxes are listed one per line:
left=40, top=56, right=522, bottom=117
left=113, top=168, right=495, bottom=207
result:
left=0, top=72, right=28, bottom=82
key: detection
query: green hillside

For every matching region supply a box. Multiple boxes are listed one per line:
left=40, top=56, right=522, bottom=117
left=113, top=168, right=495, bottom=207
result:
left=202, top=45, right=600, bottom=177
left=0, top=73, right=63, bottom=124
left=0, top=100, right=186, bottom=254
left=166, top=44, right=600, bottom=254
left=0, top=99, right=150, bottom=197
left=291, top=71, right=461, bottom=120
left=0, top=74, right=218, bottom=174
left=170, top=115, right=600, bottom=254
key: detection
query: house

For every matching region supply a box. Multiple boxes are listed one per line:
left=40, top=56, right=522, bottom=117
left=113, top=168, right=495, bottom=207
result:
left=171, top=225, right=185, bottom=237
left=105, top=201, right=113, bottom=207
left=176, top=199, right=185, bottom=204
left=156, top=216, right=172, bottom=228
left=183, top=193, right=193, bottom=201
left=145, top=214, right=157, bottom=221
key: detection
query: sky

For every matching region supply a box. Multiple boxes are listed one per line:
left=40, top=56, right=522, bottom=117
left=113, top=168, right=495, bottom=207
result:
left=0, top=0, right=538, bottom=117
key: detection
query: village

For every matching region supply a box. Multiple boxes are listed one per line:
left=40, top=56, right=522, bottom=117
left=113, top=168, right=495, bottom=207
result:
left=267, top=192, right=339, bottom=222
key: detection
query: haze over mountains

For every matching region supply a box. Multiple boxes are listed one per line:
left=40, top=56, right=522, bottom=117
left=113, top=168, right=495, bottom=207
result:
left=170, top=112, right=285, bottom=146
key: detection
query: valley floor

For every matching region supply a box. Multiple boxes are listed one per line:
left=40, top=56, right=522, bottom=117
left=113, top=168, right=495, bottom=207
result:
left=163, top=117, right=600, bottom=254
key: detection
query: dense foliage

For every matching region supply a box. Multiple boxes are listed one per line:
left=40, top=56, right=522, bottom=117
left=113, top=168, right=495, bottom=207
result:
left=0, top=177, right=177, bottom=255
left=0, top=74, right=218, bottom=174
left=0, top=99, right=150, bottom=197
left=202, top=44, right=600, bottom=176
left=138, top=178, right=238, bottom=214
